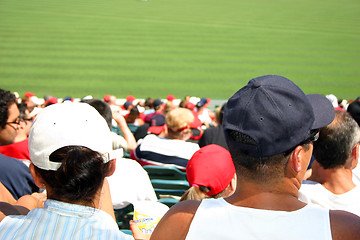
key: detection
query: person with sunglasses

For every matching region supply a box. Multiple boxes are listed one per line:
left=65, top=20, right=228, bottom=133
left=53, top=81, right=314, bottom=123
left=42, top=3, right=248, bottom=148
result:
left=0, top=102, right=140, bottom=239
left=0, top=103, right=33, bottom=164
left=151, top=75, right=360, bottom=240
left=299, top=110, right=360, bottom=216
left=0, top=89, right=39, bottom=200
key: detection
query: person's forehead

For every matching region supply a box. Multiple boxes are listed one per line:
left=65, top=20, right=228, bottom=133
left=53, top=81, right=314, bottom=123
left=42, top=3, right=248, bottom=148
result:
left=8, top=103, right=20, bottom=120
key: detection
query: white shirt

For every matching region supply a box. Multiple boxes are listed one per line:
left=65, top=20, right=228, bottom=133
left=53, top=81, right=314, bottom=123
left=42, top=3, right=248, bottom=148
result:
left=353, top=164, right=360, bottom=185
left=107, top=158, right=157, bottom=209
left=186, top=198, right=332, bottom=240
left=299, top=180, right=360, bottom=216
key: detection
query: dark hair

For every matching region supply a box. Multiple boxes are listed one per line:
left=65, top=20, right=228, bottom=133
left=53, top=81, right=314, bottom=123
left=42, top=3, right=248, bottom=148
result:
left=82, top=99, right=112, bottom=130
left=145, top=98, right=154, bottom=109
left=313, top=110, right=360, bottom=169
left=216, top=104, right=225, bottom=125
left=17, top=103, right=28, bottom=120
left=126, top=107, right=140, bottom=124
left=34, top=146, right=110, bottom=206
left=0, top=89, right=17, bottom=128
left=179, top=185, right=229, bottom=202
left=227, top=130, right=310, bottom=184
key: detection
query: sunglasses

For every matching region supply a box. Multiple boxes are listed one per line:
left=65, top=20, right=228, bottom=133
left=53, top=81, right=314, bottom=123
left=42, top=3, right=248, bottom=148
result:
left=6, top=118, right=22, bottom=125
left=283, top=129, right=319, bottom=156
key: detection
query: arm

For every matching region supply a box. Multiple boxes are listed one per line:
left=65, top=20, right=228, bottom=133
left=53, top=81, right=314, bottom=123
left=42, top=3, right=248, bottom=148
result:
left=0, top=192, right=46, bottom=221
left=330, top=210, right=360, bottom=240
left=112, top=110, right=137, bottom=152
left=0, top=183, right=16, bottom=205
left=150, top=200, right=200, bottom=240
left=99, top=178, right=116, bottom=221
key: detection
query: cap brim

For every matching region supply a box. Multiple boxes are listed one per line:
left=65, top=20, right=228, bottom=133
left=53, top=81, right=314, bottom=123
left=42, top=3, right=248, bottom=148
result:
left=148, top=125, right=165, bottom=135
left=307, top=94, right=335, bottom=129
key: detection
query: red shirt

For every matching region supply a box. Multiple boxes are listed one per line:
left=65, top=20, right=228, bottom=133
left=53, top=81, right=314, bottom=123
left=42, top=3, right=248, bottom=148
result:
left=0, top=139, right=30, bottom=161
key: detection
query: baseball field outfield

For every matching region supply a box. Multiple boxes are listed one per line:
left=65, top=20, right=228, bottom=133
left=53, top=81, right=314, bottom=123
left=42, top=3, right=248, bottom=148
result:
left=0, top=0, right=359, bottom=101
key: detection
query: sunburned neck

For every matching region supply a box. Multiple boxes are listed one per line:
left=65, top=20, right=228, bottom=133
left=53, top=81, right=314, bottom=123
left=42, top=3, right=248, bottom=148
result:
left=321, top=168, right=355, bottom=194
left=226, top=179, right=306, bottom=211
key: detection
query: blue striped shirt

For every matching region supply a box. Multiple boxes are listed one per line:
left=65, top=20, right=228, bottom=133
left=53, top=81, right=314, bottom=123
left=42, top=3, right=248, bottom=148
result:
left=0, top=199, right=133, bottom=239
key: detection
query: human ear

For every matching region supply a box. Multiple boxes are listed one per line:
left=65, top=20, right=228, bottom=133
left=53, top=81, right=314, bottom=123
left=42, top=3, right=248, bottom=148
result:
left=29, top=163, right=47, bottom=189
left=289, top=145, right=308, bottom=173
left=229, top=173, right=237, bottom=193
left=106, top=159, right=116, bottom=177
left=351, top=144, right=359, bottom=170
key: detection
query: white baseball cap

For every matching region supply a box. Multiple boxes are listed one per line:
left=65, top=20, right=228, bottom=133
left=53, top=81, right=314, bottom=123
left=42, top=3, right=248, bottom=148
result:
left=29, top=102, right=122, bottom=171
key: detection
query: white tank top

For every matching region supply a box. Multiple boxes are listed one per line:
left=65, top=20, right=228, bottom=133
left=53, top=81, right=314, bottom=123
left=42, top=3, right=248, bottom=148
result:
left=186, top=198, right=332, bottom=240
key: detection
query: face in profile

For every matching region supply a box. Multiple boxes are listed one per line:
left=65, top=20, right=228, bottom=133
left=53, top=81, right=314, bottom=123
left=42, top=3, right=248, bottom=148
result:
left=0, top=103, right=20, bottom=145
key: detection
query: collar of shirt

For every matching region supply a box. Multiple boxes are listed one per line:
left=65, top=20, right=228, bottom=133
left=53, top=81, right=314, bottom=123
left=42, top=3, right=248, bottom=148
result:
left=44, top=199, right=100, bottom=218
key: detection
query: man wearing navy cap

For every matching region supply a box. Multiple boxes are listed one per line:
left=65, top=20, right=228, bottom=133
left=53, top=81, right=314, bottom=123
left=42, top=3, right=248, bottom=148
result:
left=150, top=75, right=360, bottom=239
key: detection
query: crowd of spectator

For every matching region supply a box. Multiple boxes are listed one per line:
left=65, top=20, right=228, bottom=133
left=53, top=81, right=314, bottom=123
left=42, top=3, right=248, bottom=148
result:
left=0, top=75, right=360, bottom=239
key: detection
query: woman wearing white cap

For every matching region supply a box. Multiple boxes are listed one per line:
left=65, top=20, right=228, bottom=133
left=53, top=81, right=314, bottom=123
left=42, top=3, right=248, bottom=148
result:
left=0, top=103, right=140, bottom=239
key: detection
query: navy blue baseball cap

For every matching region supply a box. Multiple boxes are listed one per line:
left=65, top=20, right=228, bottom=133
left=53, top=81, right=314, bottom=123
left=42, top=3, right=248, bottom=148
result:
left=223, top=75, right=335, bottom=158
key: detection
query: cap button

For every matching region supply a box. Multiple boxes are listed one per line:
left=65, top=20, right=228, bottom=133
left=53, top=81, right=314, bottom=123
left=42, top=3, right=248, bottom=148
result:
left=252, top=81, right=261, bottom=88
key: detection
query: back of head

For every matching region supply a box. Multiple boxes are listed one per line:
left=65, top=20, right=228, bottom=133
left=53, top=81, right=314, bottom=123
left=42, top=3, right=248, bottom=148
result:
left=153, top=99, right=163, bottom=110
left=222, top=75, right=334, bottom=182
left=347, top=97, right=360, bottom=126
left=126, top=106, right=140, bottom=123
left=166, top=108, right=194, bottom=138
left=29, top=103, right=121, bottom=205
left=0, top=89, right=17, bottom=129
left=215, top=104, right=226, bottom=125
left=81, top=98, right=112, bottom=130
left=181, top=144, right=235, bottom=201
left=313, top=110, right=360, bottom=169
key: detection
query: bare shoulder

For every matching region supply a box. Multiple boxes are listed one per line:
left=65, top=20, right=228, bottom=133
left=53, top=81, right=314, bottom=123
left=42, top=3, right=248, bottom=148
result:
left=330, top=210, right=360, bottom=240
left=150, top=200, right=201, bottom=240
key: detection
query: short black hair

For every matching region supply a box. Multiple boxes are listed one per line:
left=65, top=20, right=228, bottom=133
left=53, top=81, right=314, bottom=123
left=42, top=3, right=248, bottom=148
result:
left=81, top=99, right=112, bottom=130
left=0, top=89, right=17, bottom=128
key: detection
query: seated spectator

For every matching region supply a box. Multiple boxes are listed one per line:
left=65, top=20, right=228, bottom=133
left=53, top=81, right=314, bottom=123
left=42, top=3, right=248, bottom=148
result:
left=0, top=103, right=32, bottom=164
left=0, top=89, right=39, bottom=200
left=126, top=95, right=136, bottom=103
left=107, top=158, right=157, bottom=210
left=0, top=103, right=134, bottom=239
left=82, top=99, right=137, bottom=153
left=326, top=94, right=344, bottom=111
left=143, top=98, right=155, bottom=115
left=195, top=97, right=215, bottom=128
left=126, top=106, right=145, bottom=127
left=151, top=75, right=360, bottom=240
left=180, top=144, right=236, bottom=201
left=131, top=108, right=200, bottom=171
left=198, top=104, right=228, bottom=150
left=21, top=92, right=36, bottom=113
left=167, top=94, right=176, bottom=102
left=144, top=99, right=164, bottom=123
left=82, top=99, right=156, bottom=210
left=122, top=101, right=134, bottom=116
left=133, top=114, right=166, bottom=142
left=347, top=97, right=360, bottom=126
left=299, top=110, right=360, bottom=216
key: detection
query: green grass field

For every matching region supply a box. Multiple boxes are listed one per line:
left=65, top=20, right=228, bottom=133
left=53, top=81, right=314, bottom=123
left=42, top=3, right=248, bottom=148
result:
left=0, top=0, right=359, bottom=100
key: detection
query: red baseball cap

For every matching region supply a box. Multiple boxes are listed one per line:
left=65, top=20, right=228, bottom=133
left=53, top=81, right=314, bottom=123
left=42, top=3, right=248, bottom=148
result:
left=103, top=95, right=111, bottom=102
left=185, top=102, right=195, bottom=110
left=147, top=114, right=166, bottom=135
left=24, top=92, right=35, bottom=97
left=167, top=94, right=175, bottom=101
left=186, top=144, right=235, bottom=196
left=126, top=95, right=136, bottom=102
